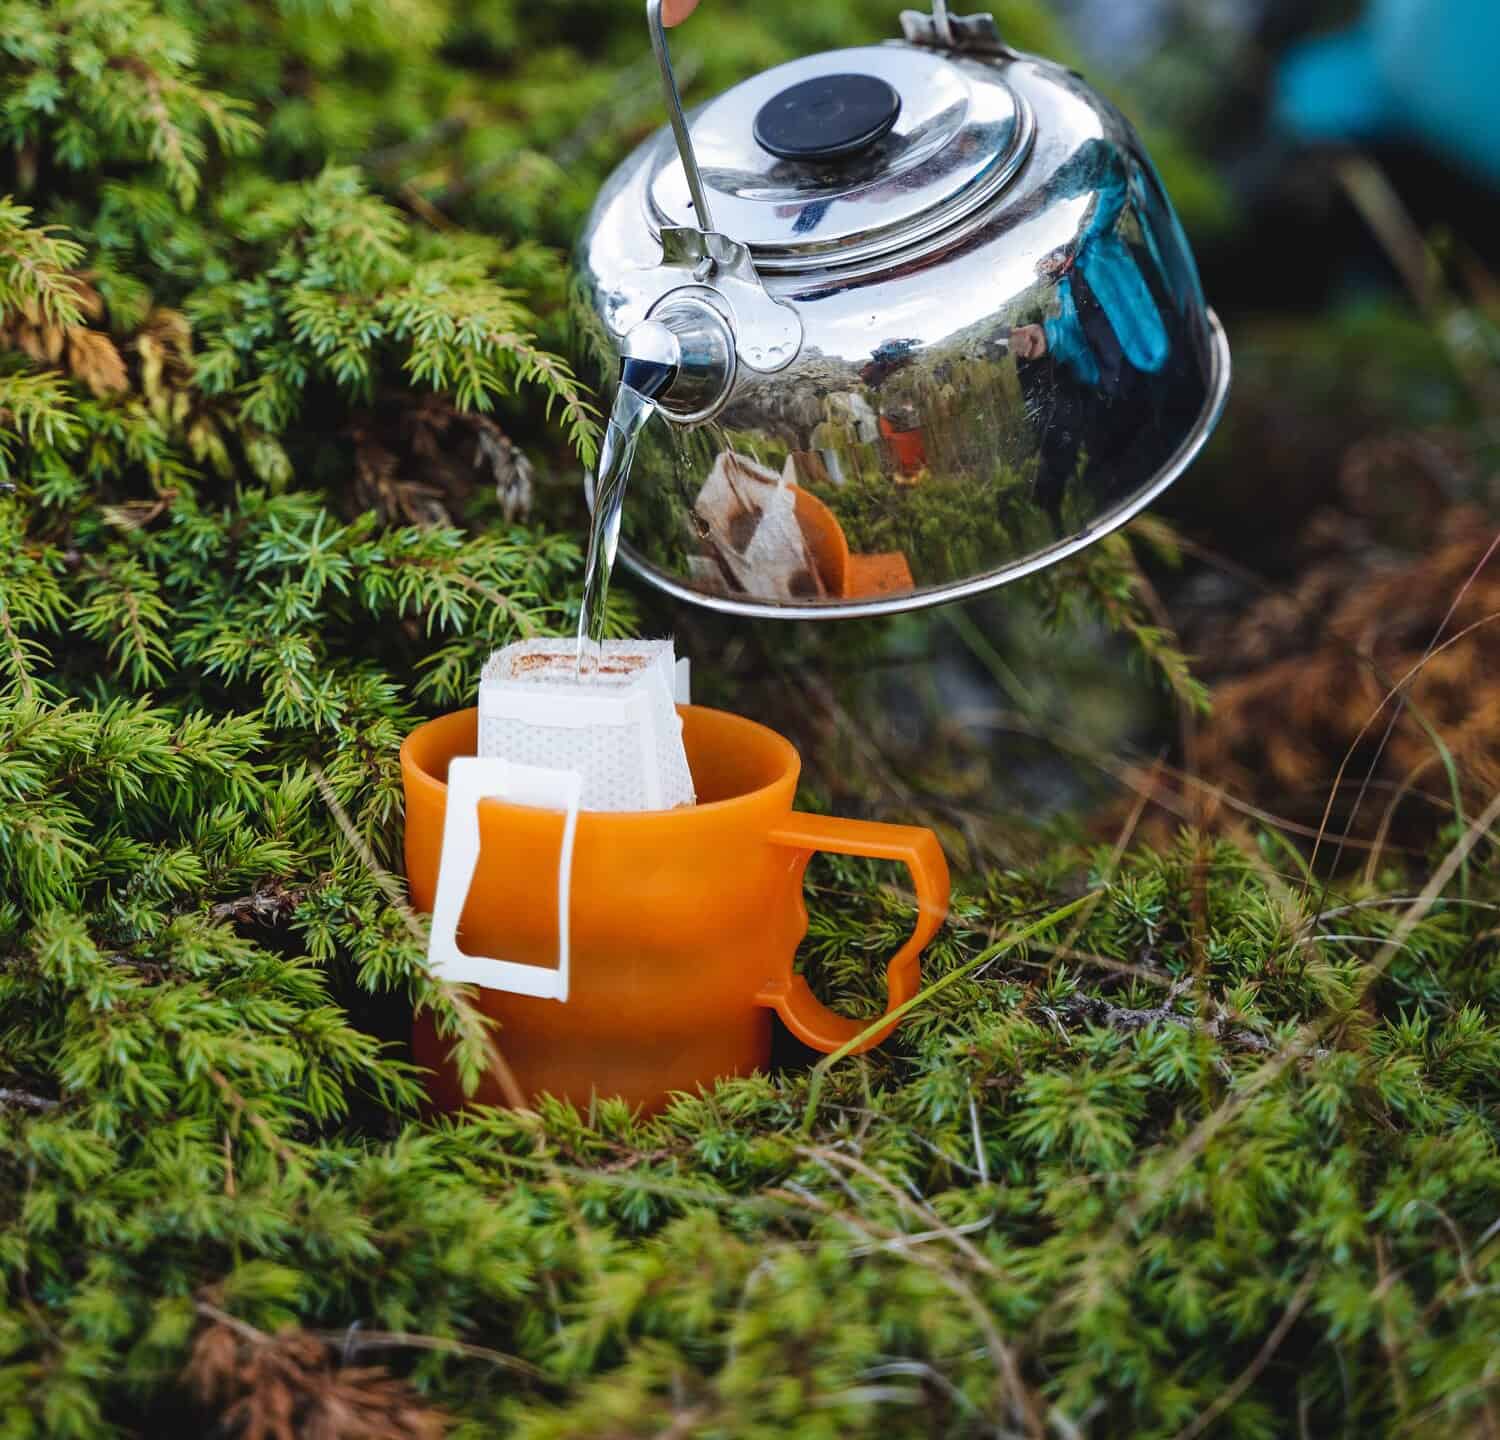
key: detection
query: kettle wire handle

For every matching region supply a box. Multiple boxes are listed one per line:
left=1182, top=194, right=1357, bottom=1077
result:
left=929, top=0, right=956, bottom=48
left=647, top=0, right=716, bottom=235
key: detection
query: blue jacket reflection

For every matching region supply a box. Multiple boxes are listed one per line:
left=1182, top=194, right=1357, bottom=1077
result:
left=1041, top=141, right=1171, bottom=389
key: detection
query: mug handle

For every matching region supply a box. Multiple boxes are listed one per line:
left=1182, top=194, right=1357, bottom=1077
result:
left=756, top=815, right=950, bottom=1053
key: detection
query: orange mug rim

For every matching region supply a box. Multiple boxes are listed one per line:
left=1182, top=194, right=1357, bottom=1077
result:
left=400, top=703, right=801, bottom=824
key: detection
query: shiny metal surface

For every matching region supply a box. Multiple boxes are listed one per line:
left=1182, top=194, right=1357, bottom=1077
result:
left=639, top=296, right=736, bottom=422
left=571, top=10, right=1231, bottom=618
left=622, top=229, right=803, bottom=374
left=618, top=317, right=680, bottom=377
left=647, top=45, right=1030, bottom=270
left=647, top=0, right=715, bottom=234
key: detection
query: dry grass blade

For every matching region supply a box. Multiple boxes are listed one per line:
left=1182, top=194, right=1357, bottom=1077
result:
left=800, top=891, right=1102, bottom=1130
left=1306, top=608, right=1500, bottom=882
left=1335, top=155, right=1434, bottom=313
left=309, top=1327, right=548, bottom=1383
left=1058, top=749, right=1162, bottom=962
left=767, top=1183, right=1043, bottom=1438
left=797, top=1145, right=998, bottom=1278
left=1312, top=529, right=1500, bottom=890
left=1363, top=753, right=1441, bottom=886
left=1169, top=1268, right=1321, bottom=1440
left=1109, top=787, right=1500, bottom=1247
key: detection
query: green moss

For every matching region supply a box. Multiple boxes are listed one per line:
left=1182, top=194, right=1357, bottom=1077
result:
left=2, top=2, right=1491, bottom=1437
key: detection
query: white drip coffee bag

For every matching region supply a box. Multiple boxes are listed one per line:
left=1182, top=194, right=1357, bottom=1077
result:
left=425, top=638, right=694, bottom=1003
left=477, top=637, right=695, bottom=812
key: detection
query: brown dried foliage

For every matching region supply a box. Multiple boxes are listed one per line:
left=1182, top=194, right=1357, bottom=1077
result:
left=0, top=275, right=127, bottom=396
left=187, top=1320, right=447, bottom=1440
left=1110, top=432, right=1494, bottom=852
left=348, top=390, right=534, bottom=526
left=1163, top=433, right=1500, bottom=846
left=1197, top=509, right=1500, bottom=834
left=136, top=305, right=259, bottom=482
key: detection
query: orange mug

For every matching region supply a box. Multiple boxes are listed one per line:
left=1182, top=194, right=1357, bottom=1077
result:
left=402, top=705, right=950, bottom=1113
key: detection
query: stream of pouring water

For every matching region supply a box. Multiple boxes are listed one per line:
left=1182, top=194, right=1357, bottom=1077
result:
left=575, top=357, right=677, bottom=679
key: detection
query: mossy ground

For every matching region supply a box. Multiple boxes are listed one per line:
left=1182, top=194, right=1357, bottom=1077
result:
left=2, top=2, right=1500, bottom=1437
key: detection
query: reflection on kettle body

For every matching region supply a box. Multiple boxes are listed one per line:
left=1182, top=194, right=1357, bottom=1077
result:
left=688, top=447, right=916, bottom=604
left=1014, top=138, right=1200, bottom=532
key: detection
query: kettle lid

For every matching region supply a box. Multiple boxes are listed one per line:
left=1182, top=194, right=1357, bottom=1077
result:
left=646, top=43, right=1032, bottom=273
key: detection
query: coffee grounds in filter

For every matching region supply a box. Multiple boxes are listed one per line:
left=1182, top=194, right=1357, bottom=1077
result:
left=476, top=638, right=695, bottom=812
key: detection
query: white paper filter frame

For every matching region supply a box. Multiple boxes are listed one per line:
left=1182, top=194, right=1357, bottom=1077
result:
left=427, top=758, right=581, bottom=1000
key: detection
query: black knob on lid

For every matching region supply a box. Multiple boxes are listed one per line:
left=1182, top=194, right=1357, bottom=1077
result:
left=753, top=73, right=902, bottom=162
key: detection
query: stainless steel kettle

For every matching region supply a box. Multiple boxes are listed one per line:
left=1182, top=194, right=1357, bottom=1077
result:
left=570, top=0, right=1231, bottom=618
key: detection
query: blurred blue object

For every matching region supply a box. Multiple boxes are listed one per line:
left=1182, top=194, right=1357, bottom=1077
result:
left=1276, top=0, right=1500, bottom=186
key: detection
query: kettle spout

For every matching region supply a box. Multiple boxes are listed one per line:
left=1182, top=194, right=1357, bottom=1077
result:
left=620, top=296, right=735, bottom=423
left=618, top=319, right=680, bottom=404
